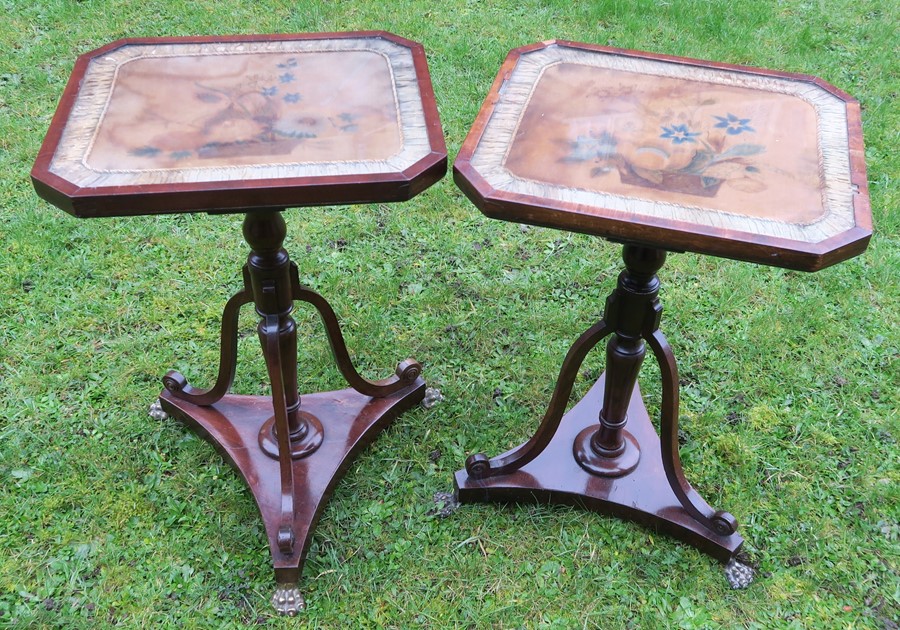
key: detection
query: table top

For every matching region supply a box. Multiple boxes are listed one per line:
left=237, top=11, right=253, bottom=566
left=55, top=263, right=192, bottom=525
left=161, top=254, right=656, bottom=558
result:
left=32, top=32, right=446, bottom=217
left=454, top=41, right=871, bottom=271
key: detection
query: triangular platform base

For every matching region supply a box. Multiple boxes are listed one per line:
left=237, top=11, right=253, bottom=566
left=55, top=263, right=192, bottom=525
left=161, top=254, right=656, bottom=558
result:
left=160, top=378, right=425, bottom=586
left=455, top=376, right=743, bottom=562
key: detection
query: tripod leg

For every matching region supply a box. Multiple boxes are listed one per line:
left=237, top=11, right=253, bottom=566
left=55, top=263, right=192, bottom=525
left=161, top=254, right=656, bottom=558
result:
left=647, top=329, right=738, bottom=536
left=289, top=264, right=421, bottom=398
left=260, top=313, right=297, bottom=556
left=465, top=320, right=612, bottom=479
left=163, top=277, right=252, bottom=407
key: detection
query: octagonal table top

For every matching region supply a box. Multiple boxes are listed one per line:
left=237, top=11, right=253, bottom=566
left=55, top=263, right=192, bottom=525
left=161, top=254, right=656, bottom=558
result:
left=454, top=41, right=871, bottom=271
left=32, top=32, right=446, bottom=217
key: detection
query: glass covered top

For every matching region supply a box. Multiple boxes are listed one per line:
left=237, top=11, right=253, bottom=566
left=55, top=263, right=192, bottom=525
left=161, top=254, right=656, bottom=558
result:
left=33, top=33, right=446, bottom=216
left=456, top=41, right=870, bottom=270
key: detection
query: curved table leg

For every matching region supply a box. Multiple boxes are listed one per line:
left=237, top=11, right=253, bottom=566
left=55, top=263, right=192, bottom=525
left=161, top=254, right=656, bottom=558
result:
left=647, top=329, right=738, bottom=536
left=289, top=263, right=422, bottom=397
left=464, top=320, right=612, bottom=479
left=261, top=313, right=297, bottom=556
left=162, top=284, right=252, bottom=406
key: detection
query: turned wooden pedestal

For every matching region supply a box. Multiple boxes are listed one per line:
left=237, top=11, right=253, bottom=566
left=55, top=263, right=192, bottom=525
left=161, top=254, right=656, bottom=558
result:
left=158, top=208, right=428, bottom=599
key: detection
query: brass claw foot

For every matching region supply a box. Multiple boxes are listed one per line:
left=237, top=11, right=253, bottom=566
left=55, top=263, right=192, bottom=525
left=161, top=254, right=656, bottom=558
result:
left=724, top=557, right=755, bottom=589
left=421, top=386, right=444, bottom=409
left=272, top=583, right=304, bottom=616
left=429, top=491, right=460, bottom=518
left=148, top=399, right=168, bottom=421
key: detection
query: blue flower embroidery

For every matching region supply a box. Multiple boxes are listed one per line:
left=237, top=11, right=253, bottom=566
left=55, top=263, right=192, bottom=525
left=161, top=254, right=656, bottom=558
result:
left=277, top=58, right=298, bottom=69
left=130, top=145, right=161, bottom=157
left=335, top=112, right=358, bottom=132
left=567, top=131, right=618, bottom=161
left=660, top=124, right=700, bottom=144
left=283, top=93, right=301, bottom=104
left=261, top=86, right=278, bottom=97
left=169, top=150, right=192, bottom=160
left=713, top=113, right=754, bottom=135
left=279, top=72, right=295, bottom=83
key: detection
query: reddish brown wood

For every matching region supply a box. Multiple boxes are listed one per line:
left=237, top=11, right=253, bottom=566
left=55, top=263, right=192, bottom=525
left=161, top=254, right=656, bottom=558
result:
left=592, top=246, right=666, bottom=461
left=464, top=319, right=612, bottom=479
left=30, top=32, right=447, bottom=218
left=452, top=180, right=871, bottom=272
left=163, top=238, right=426, bottom=411
left=289, top=270, right=424, bottom=398
left=455, top=376, right=743, bottom=562
left=162, top=281, right=251, bottom=406
left=453, top=40, right=872, bottom=272
left=31, top=33, right=446, bottom=612
left=159, top=207, right=429, bottom=600
left=459, top=244, right=740, bottom=558
left=160, top=380, right=425, bottom=585
left=454, top=44, right=871, bottom=566
left=246, top=211, right=318, bottom=454
left=647, top=329, right=738, bottom=537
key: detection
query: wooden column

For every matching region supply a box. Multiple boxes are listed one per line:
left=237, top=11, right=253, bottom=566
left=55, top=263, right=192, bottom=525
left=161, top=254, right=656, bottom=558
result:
left=573, top=244, right=665, bottom=476
left=243, top=209, right=324, bottom=459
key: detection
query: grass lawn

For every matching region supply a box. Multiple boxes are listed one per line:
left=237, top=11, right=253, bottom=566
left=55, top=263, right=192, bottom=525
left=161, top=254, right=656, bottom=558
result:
left=1, top=0, right=897, bottom=627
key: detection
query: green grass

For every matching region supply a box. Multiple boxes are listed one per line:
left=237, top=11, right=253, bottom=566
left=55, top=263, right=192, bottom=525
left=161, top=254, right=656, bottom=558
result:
left=1, top=0, right=898, bottom=627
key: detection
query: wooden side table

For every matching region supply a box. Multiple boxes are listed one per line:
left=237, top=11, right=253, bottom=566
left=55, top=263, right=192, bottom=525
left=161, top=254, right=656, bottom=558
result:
left=31, top=32, right=446, bottom=615
left=453, top=41, right=871, bottom=585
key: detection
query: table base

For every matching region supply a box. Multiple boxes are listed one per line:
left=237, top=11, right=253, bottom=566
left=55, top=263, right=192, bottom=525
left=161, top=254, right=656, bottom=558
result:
left=160, top=380, right=425, bottom=613
left=455, top=374, right=743, bottom=562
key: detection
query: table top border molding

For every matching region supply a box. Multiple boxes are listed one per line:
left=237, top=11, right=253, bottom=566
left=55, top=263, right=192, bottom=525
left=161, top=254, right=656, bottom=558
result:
left=455, top=40, right=871, bottom=271
left=32, top=31, right=447, bottom=217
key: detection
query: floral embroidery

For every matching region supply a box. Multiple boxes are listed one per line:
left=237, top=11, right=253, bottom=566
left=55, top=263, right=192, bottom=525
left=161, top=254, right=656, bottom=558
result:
left=565, top=110, right=765, bottom=198
left=195, top=92, right=222, bottom=103
left=565, top=131, right=618, bottom=161
left=130, top=146, right=161, bottom=157
left=124, top=55, right=377, bottom=162
left=714, top=113, right=754, bottom=135
left=334, top=112, right=359, bottom=132
left=660, top=124, right=700, bottom=144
